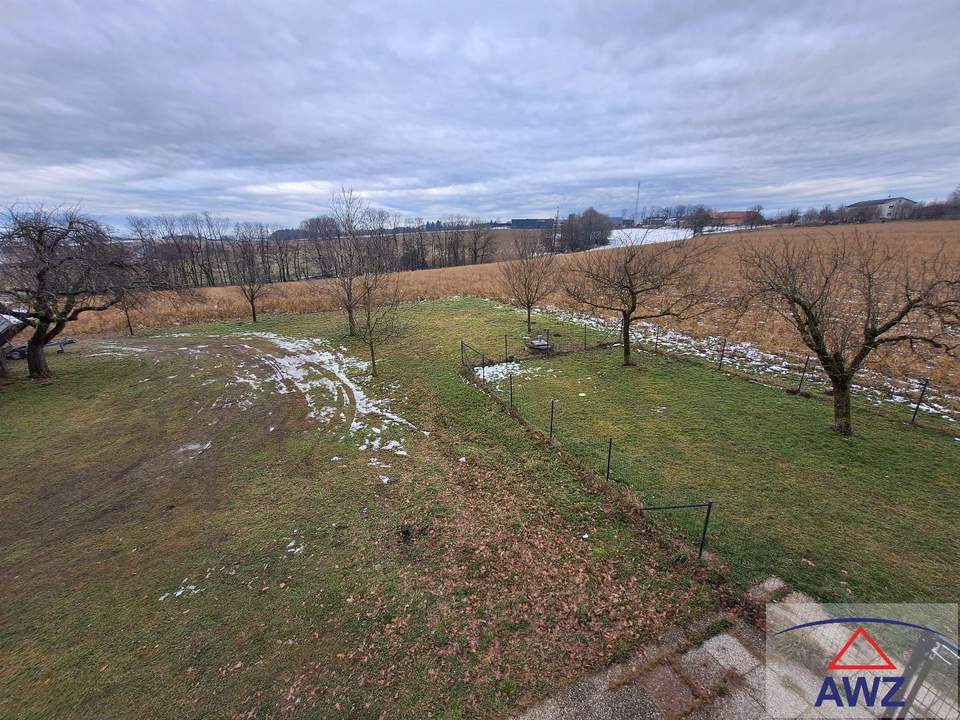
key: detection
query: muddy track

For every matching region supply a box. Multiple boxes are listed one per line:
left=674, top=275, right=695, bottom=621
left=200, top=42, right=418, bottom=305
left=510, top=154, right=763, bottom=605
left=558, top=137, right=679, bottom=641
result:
left=8, top=333, right=392, bottom=552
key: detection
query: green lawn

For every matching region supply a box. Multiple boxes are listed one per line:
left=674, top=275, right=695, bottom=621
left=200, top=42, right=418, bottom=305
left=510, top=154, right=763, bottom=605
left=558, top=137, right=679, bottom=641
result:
left=479, top=339, right=960, bottom=603
left=3, top=296, right=955, bottom=719
left=0, top=299, right=724, bottom=720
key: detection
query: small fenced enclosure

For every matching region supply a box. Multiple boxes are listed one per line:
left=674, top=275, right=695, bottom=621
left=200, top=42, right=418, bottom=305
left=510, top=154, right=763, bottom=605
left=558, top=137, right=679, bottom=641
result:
left=460, top=319, right=623, bottom=369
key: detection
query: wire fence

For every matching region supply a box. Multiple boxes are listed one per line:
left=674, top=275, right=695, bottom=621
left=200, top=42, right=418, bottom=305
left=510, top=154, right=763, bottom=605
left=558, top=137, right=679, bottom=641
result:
left=459, top=320, right=958, bottom=559
left=464, top=310, right=957, bottom=433
left=638, top=330, right=957, bottom=433
left=460, top=320, right=623, bottom=369
left=467, top=359, right=717, bottom=559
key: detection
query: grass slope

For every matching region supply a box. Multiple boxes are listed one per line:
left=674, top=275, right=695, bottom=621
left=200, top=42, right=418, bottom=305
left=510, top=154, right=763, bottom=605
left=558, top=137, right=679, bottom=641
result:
left=0, top=300, right=724, bottom=720
left=484, top=330, right=960, bottom=602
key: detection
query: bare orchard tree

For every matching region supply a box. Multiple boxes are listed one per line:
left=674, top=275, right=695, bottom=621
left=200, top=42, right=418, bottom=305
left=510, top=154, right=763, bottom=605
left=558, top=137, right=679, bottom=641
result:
left=0, top=205, right=145, bottom=378
left=499, top=231, right=556, bottom=332
left=355, top=260, right=404, bottom=376
left=329, top=188, right=370, bottom=336
left=740, top=231, right=960, bottom=435
left=230, top=223, right=272, bottom=323
left=567, top=236, right=714, bottom=366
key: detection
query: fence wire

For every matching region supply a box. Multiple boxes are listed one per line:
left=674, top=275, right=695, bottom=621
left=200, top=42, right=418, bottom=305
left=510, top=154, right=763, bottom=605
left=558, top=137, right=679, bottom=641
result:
left=473, top=365, right=716, bottom=558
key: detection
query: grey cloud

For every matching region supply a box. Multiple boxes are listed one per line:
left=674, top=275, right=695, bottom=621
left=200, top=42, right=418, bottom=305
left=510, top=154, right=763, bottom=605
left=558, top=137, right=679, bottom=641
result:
left=1, top=0, right=958, bottom=226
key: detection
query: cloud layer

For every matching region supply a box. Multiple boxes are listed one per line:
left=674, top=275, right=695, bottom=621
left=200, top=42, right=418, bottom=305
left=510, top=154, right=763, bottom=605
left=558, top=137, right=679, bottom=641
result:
left=1, top=0, right=958, bottom=226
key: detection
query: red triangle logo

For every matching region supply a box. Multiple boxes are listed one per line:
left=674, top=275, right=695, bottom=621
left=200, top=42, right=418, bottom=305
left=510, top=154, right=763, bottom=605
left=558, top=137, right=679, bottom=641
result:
left=827, top=626, right=897, bottom=671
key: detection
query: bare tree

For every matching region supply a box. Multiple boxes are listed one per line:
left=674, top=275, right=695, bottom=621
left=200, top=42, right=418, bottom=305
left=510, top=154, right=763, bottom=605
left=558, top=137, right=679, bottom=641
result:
left=0, top=205, right=144, bottom=378
left=567, top=236, right=714, bottom=366
left=559, top=208, right=614, bottom=252
left=301, top=215, right=338, bottom=277
left=230, top=223, right=272, bottom=323
left=684, top=206, right=714, bottom=236
left=467, top=221, right=495, bottom=264
left=739, top=231, right=960, bottom=434
left=328, top=188, right=369, bottom=336
left=499, top=231, right=556, bottom=332
left=354, top=261, right=404, bottom=376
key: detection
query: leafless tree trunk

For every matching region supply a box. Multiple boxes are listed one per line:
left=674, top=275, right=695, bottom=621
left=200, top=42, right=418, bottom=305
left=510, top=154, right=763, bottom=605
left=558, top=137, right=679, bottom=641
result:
left=499, top=232, right=556, bottom=332
left=567, top=234, right=714, bottom=366
left=329, top=188, right=370, bottom=336
left=739, top=230, right=960, bottom=434
left=354, top=261, right=404, bottom=376
left=230, top=223, right=272, bottom=323
left=1, top=205, right=145, bottom=378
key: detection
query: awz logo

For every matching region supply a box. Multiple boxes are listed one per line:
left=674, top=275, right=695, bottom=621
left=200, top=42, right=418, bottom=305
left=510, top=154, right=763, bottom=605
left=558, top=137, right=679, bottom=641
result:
left=815, top=625, right=905, bottom=710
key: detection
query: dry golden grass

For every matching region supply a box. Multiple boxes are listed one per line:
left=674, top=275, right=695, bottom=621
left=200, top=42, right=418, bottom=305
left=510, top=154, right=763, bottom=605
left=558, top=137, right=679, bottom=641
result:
left=69, top=220, right=960, bottom=389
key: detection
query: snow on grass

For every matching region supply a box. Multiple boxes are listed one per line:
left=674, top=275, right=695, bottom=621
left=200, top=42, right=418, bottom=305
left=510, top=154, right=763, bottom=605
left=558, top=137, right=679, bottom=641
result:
left=473, top=361, right=554, bottom=385
left=159, top=578, right=201, bottom=601
left=601, top=225, right=746, bottom=249
left=177, top=441, right=211, bottom=457
left=234, top=332, right=416, bottom=455
left=86, top=342, right=153, bottom=357
left=539, top=306, right=959, bottom=423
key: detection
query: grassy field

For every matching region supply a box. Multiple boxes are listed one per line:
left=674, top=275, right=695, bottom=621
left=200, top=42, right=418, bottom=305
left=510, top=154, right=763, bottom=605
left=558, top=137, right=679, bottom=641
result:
left=62, top=220, right=960, bottom=395
left=473, top=322, right=960, bottom=603
left=3, top=296, right=958, bottom=718
left=0, top=299, right=728, bottom=719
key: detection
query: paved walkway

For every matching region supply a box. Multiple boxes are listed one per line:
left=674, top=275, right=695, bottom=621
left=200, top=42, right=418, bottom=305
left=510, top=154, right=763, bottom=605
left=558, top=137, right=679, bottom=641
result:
left=513, top=577, right=800, bottom=720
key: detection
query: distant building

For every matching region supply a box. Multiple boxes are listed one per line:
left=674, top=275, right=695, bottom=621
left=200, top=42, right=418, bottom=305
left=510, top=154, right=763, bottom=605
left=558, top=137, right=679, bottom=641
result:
left=844, top=197, right=918, bottom=220
left=510, top=218, right=554, bottom=230
left=711, top=211, right=751, bottom=226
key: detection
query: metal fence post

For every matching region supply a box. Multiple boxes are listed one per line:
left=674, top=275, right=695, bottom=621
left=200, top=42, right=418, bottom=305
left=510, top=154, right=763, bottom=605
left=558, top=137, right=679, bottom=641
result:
left=481, top=354, right=485, bottom=383
left=509, top=374, right=513, bottom=409
left=549, top=399, right=555, bottom=439
left=911, top=378, right=929, bottom=425
left=717, top=337, right=727, bottom=370
left=504, top=334, right=508, bottom=363
left=605, top=438, right=612, bottom=481
left=797, top=356, right=810, bottom=392
left=460, top=339, right=465, bottom=366
left=698, top=501, right=713, bottom=559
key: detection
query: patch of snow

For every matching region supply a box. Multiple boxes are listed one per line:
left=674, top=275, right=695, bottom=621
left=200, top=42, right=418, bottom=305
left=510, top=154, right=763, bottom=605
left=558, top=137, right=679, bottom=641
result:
left=536, top=305, right=960, bottom=424
left=177, top=441, right=212, bottom=456
left=236, top=332, right=417, bottom=453
left=159, top=577, right=201, bottom=601
left=473, top=361, right=553, bottom=385
left=378, top=475, right=390, bottom=484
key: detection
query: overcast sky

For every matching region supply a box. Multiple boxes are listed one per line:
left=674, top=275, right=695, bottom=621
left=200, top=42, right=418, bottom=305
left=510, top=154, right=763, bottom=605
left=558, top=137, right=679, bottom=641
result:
left=1, top=1, right=958, bottom=227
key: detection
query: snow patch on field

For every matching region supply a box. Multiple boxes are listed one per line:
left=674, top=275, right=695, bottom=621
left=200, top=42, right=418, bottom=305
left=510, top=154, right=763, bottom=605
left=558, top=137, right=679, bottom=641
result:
left=233, top=332, right=415, bottom=455
left=602, top=225, right=745, bottom=249
left=177, top=441, right=211, bottom=457
left=473, top=361, right=554, bottom=385
left=159, top=578, right=201, bottom=601
left=540, top=306, right=959, bottom=423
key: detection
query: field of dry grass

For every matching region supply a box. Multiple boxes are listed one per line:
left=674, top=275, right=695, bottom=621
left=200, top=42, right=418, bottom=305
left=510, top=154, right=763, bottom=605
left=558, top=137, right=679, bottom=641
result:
left=66, top=220, right=960, bottom=391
